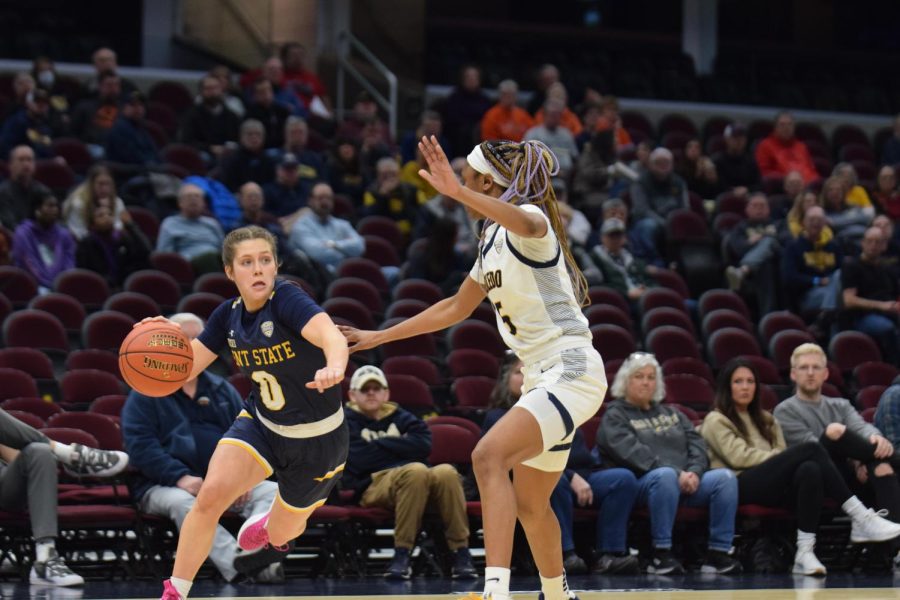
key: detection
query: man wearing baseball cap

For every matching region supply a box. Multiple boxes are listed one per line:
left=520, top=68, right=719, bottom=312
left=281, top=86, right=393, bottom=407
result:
left=713, top=121, right=760, bottom=194
left=342, top=365, right=476, bottom=581
left=591, top=217, right=659, bottom=304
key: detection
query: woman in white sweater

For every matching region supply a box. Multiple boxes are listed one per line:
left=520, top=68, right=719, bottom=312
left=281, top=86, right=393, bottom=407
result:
left=701, top=358, right=900, bottom=575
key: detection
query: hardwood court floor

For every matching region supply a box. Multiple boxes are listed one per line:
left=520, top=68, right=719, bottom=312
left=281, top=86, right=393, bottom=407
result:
left=2, top=573, right=899, bottom=600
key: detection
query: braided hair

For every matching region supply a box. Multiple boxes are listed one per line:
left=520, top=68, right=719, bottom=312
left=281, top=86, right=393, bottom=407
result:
left=476, top=139, right=589, bottom=306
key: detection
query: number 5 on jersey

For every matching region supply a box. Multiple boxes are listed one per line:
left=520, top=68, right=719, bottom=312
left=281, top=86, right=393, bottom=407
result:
left=252, top=370, right=286, bottom=411
left=494, top=301, right=517, bottom=335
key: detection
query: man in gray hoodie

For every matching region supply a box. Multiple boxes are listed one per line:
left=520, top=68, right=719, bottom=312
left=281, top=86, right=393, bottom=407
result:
left=774, top=343, right=900, bottom=530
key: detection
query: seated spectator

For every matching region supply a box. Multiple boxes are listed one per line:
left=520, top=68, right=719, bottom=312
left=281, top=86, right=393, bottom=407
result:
left=593, top=95, right=633, bottom=152
left=713, top=122, right=760, bottom=194
left=233, top=182, right=281, bottom=240
left=288, top=182, right=363, bottom=274
left=703, top=358, right=900, bottom=575
left=156, top=183, right=225, bottom=274
left=32, top=56, right=73, bottom=118
left=402, top=217, right=466, bottom=294
left=480, top=79, right=534, bottom=142
left=575, top=101, right=601, bottom=152
left=533, top=82, right=583, bottom=137
left=70, top=70, right=122, bottom=148
left=0, top=145, right=51, bottom=230
left=63, top=164, right=128, bottom=240
left=122, top=313, right=287, bottom=584
left=216, top=120, right=277, bottom=191
left=872, top=214, right=900, bottom=276
left=833, top=162, right=875, bottom=214
left=553, top=179, right=591, bottom=249
left=0, top=88, right=54, bottom=158
left=754, top=111, right=819, bottom=184
left=244, top=78, right=292, bottom=149
left=263, top=152, right=312, bottom=227
left=526, top=64, right=560, bottom=115
left=724, top=192, right=783, bottom=314
left=677, top=138, right=719, bottom=199
left=785, top=190, right=833, bottom=244
left=873, top=165, right=900, bottom=221
left=342, top=366, right=477, bottom=580
left=327, top=137, right=367, bottom=205
left=882, top=113, right=900, bottom=167
left=179, top=74, right=241, bottom=161
left=875, top=383, right=900, bottom=448
left=400, top=110, right=450, bottom=165
left=781, top=206, right=842, bottom=312
left=558, top=202, right=603, bottom=287
left=598, top=352, right=742, bottom=575
left=336, top=91, right=392, bottom=148
left=208, top=65, right=246, bottom=119
left=76, top=200, right=151, bottom=286
left=442, top=65, right=491, bottom=158
left=259, top=56, right=306, bottom=116
left=589, top=218, right=658, bottom=306
left=12, top=193, right=75, bottom=291
left=628, top=147, right=689, bottom=255
left=600, top=197, right=664, bottom=268
left=105, top=91, right=160, bottom=168
left=549, top=431, right=640, bottom=575
left=572, top=129, right=614, bottom=213
left=524, top=99, right=579, bottom=178
left=820, top=175, right=872, bottom=245
left=482, top=352, right=524, bottom=435
left=2, top=71, right=35, bottom=120
left=280, top=116, right=327, bottom=182
left=0, top=408, right=128, bottom=586
left=841, top=226, right=900, bottom=363
left=82, top=47, right=137, bottom=97
left=280, top=42, right=329, bottom=111
left=775, top=344, right=900, bottom=542
left=362, top=157, right=426, bottom=236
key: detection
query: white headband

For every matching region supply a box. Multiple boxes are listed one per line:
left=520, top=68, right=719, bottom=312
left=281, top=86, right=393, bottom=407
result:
left=467, top=145, right=511, bottom=188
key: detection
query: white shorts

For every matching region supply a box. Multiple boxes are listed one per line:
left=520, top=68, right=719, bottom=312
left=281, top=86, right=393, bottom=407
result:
left=515, top=346, right=607, bottom=472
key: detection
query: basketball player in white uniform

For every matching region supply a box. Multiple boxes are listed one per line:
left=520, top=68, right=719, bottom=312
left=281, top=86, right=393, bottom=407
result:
left=342, top=136, right=606, bottom=600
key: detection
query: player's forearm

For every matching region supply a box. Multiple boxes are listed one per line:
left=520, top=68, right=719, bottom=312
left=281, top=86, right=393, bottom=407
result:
left=322, top=327, right=349, bottom=372
left=371, top=297, right=468, bottom=346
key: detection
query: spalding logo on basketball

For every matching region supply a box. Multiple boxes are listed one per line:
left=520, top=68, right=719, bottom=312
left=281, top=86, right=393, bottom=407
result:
left=119, top=322, right=194, bottom=397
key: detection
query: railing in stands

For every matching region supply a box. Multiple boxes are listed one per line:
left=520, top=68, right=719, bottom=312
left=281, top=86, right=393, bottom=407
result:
left=336, top=31, right=397, bottom=139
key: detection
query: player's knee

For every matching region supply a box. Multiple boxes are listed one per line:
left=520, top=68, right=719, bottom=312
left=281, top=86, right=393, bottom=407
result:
left=472, top=438, right=507, bottom=475
left=193, top=484, right=232, bottom=516
left=516, top=496, right=550, bottom=524
left=824, top=423, right=846, bottom=440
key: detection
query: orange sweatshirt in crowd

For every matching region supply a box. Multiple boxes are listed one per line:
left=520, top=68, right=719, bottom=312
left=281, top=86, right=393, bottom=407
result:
left=480, top=104, right=535, bottom=142
left=754, top=135, right=819, bottom=183
left=534, top=106, right=584, bottom=137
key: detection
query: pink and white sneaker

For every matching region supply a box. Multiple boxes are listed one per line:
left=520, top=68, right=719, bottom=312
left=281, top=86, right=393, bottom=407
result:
left=160, top=579, right=183, bottom=600
left=237, top=511, right=271, bottom=551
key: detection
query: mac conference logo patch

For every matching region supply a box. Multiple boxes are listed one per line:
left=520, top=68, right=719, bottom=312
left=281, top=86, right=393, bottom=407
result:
left=261, top=321, right=274, bottom=338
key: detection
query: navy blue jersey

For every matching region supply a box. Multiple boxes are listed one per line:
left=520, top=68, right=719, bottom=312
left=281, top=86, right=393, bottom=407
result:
left=199, top=279, right=339, bottom=426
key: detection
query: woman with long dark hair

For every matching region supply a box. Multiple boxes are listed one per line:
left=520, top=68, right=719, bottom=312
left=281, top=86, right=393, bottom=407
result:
left=702, top=358, right=900, bottom=575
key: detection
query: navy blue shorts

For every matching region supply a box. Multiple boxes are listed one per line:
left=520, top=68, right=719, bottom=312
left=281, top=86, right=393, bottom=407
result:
left=219, top=411, right=348, bottom=512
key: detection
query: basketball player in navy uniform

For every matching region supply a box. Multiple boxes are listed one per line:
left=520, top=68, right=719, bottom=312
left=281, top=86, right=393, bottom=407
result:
left=146, top=225, right=348, bottom=600
left=343, top=137, right=605, bottom=600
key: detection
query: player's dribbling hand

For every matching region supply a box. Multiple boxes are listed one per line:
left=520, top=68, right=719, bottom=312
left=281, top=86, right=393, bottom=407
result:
left=418, top=135, right=462, bottom=197
left=135, top=315, right=178, bottom=328
left=337, top=325, right=379, bottom=353
left=305, top=367, right=344, bottom=393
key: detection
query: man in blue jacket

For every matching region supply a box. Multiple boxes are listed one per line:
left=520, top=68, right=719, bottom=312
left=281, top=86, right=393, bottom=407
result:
left=121, top=312, right=286, bottom=584
left=343, top=365, right=476, bottom=580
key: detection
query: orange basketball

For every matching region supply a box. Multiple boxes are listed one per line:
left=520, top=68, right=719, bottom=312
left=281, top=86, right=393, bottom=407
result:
left=118, top=322, right=194, bottom=397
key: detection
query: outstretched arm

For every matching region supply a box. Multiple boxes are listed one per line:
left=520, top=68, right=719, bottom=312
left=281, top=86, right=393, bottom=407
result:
left=341, top=276, right=486, bottom=352
left=418, top=135, right=547, bottom=239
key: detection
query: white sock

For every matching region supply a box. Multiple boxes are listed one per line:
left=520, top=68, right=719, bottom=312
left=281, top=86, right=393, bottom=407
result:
left=170, top=576, right=192, bottom=599
left=49, top=442, right=75, bottom=465
left=35, top=539, right=54, bottom=562
left=483, top=566, right=510, bottom=599
left=539, top=572, right=573, bottom=600
left=842, top=495, right=867, bottom=520
left=796, top=530, right=816, bottom=550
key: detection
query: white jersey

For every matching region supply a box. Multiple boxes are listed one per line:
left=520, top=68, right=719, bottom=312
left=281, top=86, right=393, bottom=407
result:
left=469, top=204, right=591, bottom=365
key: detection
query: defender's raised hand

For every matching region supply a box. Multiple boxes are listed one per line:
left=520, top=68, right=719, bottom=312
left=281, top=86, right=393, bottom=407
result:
left=418, top=135, right=462, bottom=198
